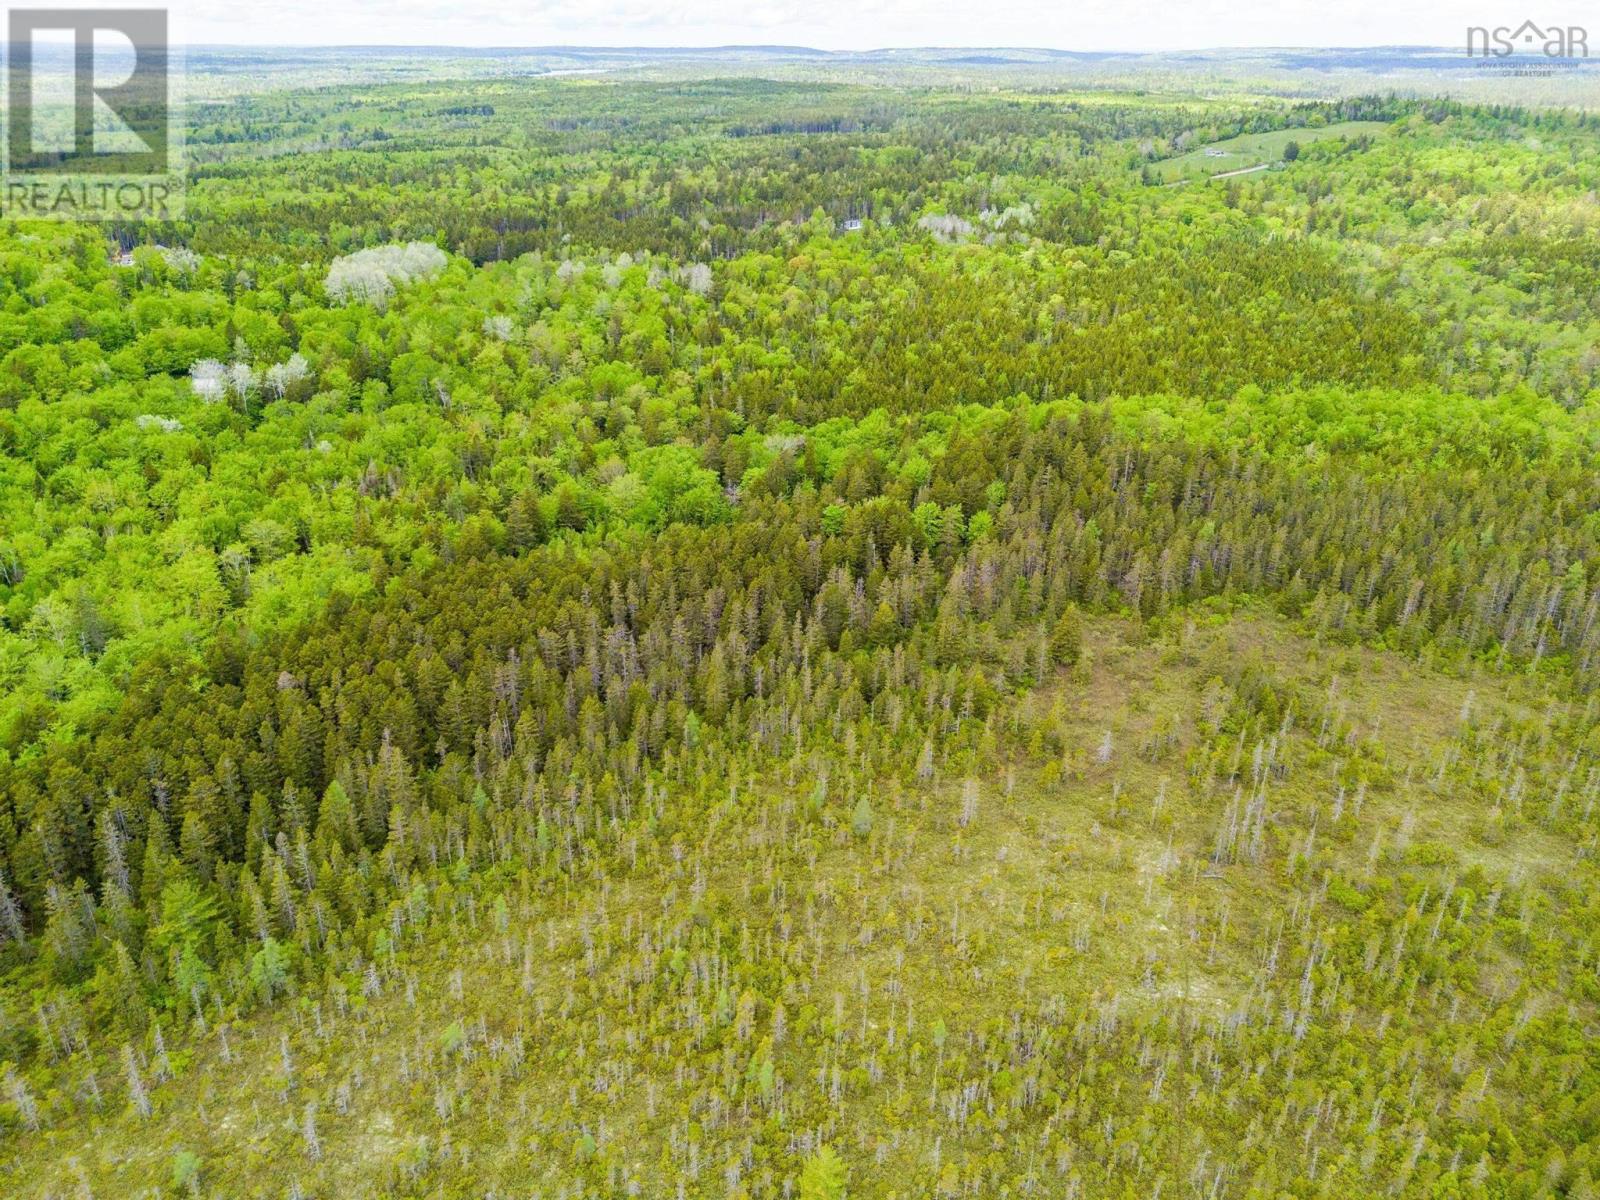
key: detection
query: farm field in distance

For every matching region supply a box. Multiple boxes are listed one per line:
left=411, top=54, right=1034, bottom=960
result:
left=1147, top=118, right=1393, bottom=181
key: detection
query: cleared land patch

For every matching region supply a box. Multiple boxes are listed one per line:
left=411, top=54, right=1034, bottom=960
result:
left=11, top=610, right=1589, bottom=1198
left=1149, top=119, right=1392, bottom=182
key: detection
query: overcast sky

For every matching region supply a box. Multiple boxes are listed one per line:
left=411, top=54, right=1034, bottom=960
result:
left=172, top=0, right=1514, bottom=50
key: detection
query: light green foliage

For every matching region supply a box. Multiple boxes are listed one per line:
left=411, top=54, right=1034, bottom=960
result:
left=248, top=938, right=291, bottom=1004
left=800, top=1145, right=847, bottom=1200
left=850, top=794, right=873, bottom=838
left=170, top=1149, right=201, bottom=1191
left=152, top=880, right=220, bottom=961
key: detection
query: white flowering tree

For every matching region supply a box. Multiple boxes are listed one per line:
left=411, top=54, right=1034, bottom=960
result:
left=189, top=359, right=227, bottom=403
left=676, top=263, right=713, bottom=295
left=160, top=246, right=201, bottom=274
left=264, top=353, right=312, bottom=398
left=325, top=242, right=447, bottom=309
left=915, top=213, right=974, bottom=243
left=226, top=362, right=257, bottom=404
left=191, top=353, right=312, bottom=412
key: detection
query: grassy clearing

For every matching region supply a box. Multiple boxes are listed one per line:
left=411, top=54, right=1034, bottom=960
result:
left=1149, top=119, right=1392, bottom=182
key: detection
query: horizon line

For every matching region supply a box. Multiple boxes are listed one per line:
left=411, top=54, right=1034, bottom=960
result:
left=181, top=41, right=1466, bottom=52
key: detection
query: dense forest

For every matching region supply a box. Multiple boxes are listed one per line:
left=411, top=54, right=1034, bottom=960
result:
left=3, top=71, right=1600, bottom=1198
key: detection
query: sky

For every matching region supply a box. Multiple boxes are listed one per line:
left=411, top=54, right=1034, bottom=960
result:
left=168, top=0, right=1523, bottom=51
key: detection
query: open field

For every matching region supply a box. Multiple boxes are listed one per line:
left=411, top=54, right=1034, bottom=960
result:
left=1148, top=119, right=1393, bottom=181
